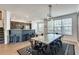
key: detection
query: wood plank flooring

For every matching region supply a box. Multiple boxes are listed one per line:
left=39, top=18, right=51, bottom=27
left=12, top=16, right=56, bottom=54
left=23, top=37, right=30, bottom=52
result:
left=0, top=41, right=30, bottom=55
left=0, top=40, right=79, bottom=55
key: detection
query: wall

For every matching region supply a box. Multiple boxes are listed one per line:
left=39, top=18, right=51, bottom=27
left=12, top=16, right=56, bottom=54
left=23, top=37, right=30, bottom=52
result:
left=54, top=13, right=78, bottom=43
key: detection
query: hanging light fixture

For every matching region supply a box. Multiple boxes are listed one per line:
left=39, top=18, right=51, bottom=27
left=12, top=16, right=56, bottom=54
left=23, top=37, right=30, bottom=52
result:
left=46, top=4, right=52, bottom=21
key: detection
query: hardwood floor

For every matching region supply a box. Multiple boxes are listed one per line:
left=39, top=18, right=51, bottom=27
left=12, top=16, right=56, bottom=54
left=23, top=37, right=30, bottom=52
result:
left=0, top=41, right=31, bottom=55
left=0, top=40, right=79, bottom=55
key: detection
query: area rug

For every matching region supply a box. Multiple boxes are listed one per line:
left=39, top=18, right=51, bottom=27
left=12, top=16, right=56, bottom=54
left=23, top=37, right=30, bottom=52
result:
left=17, top=43, right=75, bottom=55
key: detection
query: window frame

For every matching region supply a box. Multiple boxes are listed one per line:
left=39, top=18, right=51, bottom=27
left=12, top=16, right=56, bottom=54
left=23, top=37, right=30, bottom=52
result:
left=53, top=18, right=72, bottom=35
left=37, top=18, right=72, bottom=35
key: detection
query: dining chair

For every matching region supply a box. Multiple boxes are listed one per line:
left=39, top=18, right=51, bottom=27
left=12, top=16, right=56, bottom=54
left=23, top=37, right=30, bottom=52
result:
left=49, top=40, right=61, bottom=54
left=41, top=45, right=52, bottom=55
left=49, top=44, right=58, bottom=54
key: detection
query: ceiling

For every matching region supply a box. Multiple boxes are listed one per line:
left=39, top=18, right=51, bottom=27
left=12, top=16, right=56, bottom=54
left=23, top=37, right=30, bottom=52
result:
left=0, top=4, right=78, bottom=21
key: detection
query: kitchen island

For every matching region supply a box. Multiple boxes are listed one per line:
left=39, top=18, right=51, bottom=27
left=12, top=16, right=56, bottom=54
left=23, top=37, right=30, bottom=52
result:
left=9, top=29, right=35, bottom=43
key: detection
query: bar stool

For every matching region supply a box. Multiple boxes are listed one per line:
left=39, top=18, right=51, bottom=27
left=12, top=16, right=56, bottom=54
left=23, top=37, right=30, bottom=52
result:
left=36, top=34, right=38, bottom=37
left=12, top=35, right=17, bottom=43
left=41, top=33, right=43, bottom=36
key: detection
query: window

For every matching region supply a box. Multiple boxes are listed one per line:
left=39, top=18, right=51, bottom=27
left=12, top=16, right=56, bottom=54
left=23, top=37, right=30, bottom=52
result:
left=53, top=18, right=72, bottom=35
left=62, top=18, right=72, bottom=35
left=37, top=18, right=72, bottom=35
left=37, top=22, right=44, bottom=33
left=48, top=20, right=53, bottom=33
left=53, top=20, right=62, bottom=34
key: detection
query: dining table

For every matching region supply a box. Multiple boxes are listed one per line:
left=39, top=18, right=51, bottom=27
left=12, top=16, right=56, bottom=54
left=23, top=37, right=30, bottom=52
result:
left=31, top=33, right=63, bottom=44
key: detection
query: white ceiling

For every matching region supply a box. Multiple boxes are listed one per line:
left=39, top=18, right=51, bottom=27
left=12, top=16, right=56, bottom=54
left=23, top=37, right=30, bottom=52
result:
left=0, top=4, right=78, bottom=21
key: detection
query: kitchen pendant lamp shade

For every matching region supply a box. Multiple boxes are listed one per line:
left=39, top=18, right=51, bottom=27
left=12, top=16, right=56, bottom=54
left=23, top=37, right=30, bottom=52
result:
left=45, top=4, right=53, bottom=21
